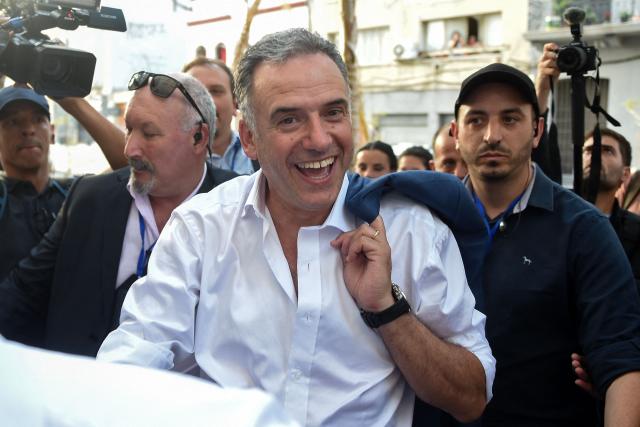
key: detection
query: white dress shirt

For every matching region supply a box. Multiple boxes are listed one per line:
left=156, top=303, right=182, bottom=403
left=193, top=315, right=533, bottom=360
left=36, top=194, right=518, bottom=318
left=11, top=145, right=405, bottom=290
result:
left=0, top=336, right=298, bottom=427
left=115, top=164, right=206, bottom=288
left=98, top=172, right=495, bottom=426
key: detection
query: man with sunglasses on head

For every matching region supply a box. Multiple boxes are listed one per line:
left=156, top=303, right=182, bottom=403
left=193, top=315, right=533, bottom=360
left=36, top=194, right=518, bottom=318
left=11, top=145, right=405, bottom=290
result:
left=0, top=73, right=236, bottom=356
left=98, top=29, right=494, bottom=425
left=55, top=57, right=257, bottom=176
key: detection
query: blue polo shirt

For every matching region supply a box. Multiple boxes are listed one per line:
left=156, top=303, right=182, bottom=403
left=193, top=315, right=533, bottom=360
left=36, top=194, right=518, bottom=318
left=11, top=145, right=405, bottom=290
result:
left=477, top=165, right=640, bottom=425
left=207, top=132, right=255, bottom=176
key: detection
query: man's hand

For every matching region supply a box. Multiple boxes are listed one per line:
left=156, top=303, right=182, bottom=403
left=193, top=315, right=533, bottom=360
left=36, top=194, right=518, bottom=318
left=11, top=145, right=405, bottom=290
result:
left=571, top=352, right=597, bottom=398
left=330, top=216, right=393, bottom=312
left=535, top=42, right=561, bottom=113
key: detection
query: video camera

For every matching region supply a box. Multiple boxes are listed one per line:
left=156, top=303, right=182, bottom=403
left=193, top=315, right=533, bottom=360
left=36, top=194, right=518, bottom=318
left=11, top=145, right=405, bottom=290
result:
left=0, top=0, right=126, bottom=97
left=556, top=7, right=598, bottom=75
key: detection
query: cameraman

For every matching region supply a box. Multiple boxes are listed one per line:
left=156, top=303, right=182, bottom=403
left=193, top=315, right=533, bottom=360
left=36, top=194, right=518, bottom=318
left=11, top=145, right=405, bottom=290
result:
left=535, top=42, right=640, bottom=293
left=0, top=85, right=127, bottom=281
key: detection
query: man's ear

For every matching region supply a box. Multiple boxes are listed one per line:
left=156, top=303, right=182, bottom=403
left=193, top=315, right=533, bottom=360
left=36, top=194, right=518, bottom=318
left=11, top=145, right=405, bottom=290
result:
left=532, top=117, right=544, bottom=150
left=428, top=159, right=435, bottom=171
left=622, top=166, right=632, bottom=186
left=238, top=119, right=258, bottom=160
left=50, top=124, right=55, bottom=145
left=450, top=121, right=460, bottom=151
left=193, top=123, right=210, bottom=154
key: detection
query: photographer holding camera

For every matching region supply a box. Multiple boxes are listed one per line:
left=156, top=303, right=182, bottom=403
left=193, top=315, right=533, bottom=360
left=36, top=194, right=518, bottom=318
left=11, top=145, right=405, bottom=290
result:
left=535, top=42, right=640, bottom=293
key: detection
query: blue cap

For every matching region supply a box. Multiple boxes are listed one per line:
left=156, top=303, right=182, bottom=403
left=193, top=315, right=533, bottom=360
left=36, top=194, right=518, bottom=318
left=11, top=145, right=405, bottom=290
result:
left=0, top=86, right=50, bottom=117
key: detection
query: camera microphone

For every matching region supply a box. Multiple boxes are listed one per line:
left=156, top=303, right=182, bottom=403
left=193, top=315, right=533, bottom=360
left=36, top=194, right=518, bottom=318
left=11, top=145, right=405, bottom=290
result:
left=563, top=7, right=586, bottom=26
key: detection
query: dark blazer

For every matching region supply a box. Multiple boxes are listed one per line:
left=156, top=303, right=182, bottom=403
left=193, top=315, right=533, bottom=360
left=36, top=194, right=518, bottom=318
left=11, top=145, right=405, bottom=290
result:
left=0, top=165, right=237, bottom=356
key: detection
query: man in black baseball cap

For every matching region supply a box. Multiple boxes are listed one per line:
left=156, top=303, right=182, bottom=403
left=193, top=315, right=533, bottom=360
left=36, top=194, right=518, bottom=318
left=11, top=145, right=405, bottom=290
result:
left=454, top=62, right=540, bottom=120
left=448, top=62, right=640, bottom=425
left=0, top=86, right=67, bottom=284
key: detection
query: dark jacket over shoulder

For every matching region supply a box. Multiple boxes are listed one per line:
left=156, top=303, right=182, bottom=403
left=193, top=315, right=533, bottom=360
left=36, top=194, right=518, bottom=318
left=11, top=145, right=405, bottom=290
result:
left=0, top=165, right=237, bottom=356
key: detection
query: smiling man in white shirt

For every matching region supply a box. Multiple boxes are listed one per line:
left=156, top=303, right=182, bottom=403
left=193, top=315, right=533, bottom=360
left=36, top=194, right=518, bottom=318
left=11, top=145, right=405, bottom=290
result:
left=97, top=28, right=494, bottom=426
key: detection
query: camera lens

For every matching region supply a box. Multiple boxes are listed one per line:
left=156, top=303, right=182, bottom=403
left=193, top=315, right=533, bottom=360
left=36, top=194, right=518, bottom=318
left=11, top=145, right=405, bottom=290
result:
left=557, top=46, right=587, bottom=73
left=40, top=54, right=73, bottom=83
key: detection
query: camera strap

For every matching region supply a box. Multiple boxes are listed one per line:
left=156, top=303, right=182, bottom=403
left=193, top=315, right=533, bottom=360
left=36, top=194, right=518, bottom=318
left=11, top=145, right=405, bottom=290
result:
left=583, top=68, right=621, bottom=203
left=547, top=77, right=562, bottom=182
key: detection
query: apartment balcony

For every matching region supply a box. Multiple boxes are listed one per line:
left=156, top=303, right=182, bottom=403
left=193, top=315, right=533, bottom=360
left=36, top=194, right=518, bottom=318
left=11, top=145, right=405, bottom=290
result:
left=357, top=45, right=514, bottom=94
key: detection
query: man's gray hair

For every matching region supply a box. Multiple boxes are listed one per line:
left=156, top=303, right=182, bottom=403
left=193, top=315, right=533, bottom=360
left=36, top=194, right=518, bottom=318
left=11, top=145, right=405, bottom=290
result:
left=235, top=28, right=350, bottom=132
left=168, top=72, right=216, bottom=151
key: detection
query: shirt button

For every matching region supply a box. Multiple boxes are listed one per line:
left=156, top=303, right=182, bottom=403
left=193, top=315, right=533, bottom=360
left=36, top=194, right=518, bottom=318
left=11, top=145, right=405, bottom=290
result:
left=304, top=312, right=312, bottom=323
left=291, top=369, right=302, bottom=381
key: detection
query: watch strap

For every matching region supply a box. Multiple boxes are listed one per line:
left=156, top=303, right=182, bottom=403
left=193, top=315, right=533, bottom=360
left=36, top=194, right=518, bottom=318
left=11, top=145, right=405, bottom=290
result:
left=360, top=283, right=411, bottom=328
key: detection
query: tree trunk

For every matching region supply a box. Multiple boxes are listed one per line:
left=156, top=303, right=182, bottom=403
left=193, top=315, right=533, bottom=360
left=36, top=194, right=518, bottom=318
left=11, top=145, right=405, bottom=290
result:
left=233, top=0, right=262, bottom=71
left=341, top=0, right=368, bottom=147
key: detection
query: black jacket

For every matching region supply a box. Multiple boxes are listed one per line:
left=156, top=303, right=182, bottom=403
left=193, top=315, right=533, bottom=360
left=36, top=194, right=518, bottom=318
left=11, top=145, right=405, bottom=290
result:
left=610, top=200, right=640, bottom=295
left=0, top=165, right=237, bottom=356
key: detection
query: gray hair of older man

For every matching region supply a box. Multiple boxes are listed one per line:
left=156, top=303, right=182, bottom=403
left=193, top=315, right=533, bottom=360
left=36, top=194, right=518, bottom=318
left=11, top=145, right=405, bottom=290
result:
left=167, top=72, right=217, bottom=152
left=235, top=28, right=350, bottom=133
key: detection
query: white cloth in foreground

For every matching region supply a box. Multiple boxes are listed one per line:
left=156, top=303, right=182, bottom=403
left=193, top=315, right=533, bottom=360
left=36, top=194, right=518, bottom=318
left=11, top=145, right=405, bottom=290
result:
left=0, top=336, right=298, bottom=427
left=98, top=172, right=495, bottom=426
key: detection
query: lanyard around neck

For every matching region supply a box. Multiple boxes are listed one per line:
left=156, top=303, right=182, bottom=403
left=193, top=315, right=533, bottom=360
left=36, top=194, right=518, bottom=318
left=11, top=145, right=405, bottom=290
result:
left=473, top=191, right=525, bottom=247
left=136, top=212, right=156, bottom=278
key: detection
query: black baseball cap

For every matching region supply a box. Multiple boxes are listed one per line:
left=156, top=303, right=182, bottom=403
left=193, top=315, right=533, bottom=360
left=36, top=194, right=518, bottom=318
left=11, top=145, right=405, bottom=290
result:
left=0, top=86, right=50, bottom=119
left=454, top=63, right=540, bottom=119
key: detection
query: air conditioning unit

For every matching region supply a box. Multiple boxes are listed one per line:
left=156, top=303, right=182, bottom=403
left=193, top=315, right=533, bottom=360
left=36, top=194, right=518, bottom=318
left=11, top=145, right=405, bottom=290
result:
left=393, top=41, right=418, bottom=60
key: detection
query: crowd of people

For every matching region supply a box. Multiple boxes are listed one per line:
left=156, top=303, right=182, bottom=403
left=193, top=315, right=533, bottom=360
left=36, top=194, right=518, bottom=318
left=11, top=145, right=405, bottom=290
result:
left=0, top=28, right=639, bottom=427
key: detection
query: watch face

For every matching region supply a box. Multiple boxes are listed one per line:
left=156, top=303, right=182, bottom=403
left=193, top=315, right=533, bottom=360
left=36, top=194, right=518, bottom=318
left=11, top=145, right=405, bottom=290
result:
left=391, top=283, right=404, bottom=301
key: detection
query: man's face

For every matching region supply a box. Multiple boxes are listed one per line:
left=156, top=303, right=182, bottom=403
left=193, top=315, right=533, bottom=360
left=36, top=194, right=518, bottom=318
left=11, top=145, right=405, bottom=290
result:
left=124, top=86, right=204, bottom=198
left=433, top=131, right=467, bottom=179
left=454, top=83, right=541, bottom=183
left=356, top=149, right=393, bottom=178
left=398, top=154, right=427, bottom=171
left=239, top=53, right=353, bottom=222
left=583, top=135, right=629, bottom=191
left=0, top=101, right=53, bottom=177
left=186, top=64, right=235, bottom=142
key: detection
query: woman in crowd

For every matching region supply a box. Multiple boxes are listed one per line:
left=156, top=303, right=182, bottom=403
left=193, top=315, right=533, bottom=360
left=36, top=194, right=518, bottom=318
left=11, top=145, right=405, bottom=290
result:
left=398, top=146, right=433, bottom=171
left=355, top=140, right=397, bottom=179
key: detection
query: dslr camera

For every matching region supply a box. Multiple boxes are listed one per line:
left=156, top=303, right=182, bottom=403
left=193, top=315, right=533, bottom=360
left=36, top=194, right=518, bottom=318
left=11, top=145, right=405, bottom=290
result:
left=0, top=0, right=126, bottom=97
left=556, top=7, right=598, bottom=75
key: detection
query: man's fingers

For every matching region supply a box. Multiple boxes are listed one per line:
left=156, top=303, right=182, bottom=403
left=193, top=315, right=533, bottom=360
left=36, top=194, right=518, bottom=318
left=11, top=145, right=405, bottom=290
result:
left=369, top=216, right=386, bottom=239
left=573, top=366, right=590, bottom=381
left=575, top=379, right=596, bottom=396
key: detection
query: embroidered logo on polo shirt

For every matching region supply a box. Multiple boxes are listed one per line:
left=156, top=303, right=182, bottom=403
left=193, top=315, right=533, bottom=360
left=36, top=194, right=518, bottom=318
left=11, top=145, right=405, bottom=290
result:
left=522, top=256, right=532, bottom=266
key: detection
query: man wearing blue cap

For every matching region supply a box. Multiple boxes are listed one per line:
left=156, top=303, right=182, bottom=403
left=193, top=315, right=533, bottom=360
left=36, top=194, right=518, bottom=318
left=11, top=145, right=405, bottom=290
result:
left=452, top=63, right=640, bottom=425
left=0, top=86, right=69, bottom=280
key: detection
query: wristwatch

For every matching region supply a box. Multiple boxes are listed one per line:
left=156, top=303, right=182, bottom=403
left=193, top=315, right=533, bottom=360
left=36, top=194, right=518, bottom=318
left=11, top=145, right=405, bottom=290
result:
left=360, top=283, right=411, bottom=328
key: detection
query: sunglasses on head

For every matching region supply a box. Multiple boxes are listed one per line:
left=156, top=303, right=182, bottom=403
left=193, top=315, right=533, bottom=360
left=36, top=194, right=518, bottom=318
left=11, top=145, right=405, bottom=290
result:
left=128, top=71, right=207, bottom=125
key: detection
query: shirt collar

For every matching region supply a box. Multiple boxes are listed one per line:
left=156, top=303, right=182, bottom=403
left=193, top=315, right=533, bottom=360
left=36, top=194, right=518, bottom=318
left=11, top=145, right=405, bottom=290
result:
left=2, top=175, right=54, bottom=195
left=463, top=163, right=539, bottom=214
left=127, top=163, right=207, bottom=236
left=243, top=172, right=353, bottom=233
left=525, top=163, right=555, bottom=212
left=210, top=132, right=241, bottom=160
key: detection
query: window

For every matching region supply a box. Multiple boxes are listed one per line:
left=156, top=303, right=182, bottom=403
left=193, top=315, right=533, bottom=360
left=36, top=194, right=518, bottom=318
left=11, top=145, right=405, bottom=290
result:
left=377, top=114, right=429, bottom=145
left=422, top=13, right=502, bottom=51
left=356, top=27, right=391, bottom=65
